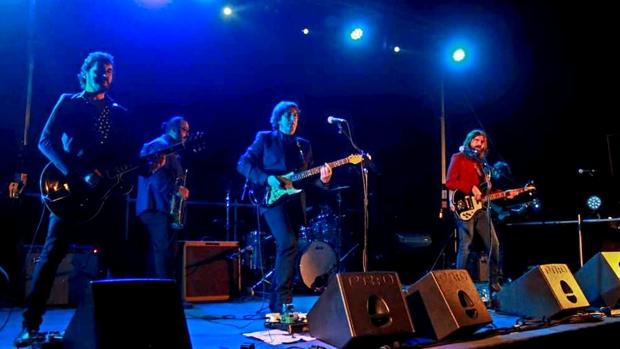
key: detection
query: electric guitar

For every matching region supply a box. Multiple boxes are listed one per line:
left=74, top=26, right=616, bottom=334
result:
left=251, top=154, right=363, bottom=207
left=40, top=132, right=206, bottom=223
left=451, top=182, right=536, bottom=221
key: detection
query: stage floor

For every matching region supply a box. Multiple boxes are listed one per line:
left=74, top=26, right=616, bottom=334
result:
left=1, top=294, right=619, bottom=348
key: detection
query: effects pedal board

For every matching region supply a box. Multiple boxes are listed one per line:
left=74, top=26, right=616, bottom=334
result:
left=264, top=312, right=309, bottom=334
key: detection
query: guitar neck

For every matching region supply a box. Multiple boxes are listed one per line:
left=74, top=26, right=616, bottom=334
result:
left=110, top=141, right=188, bottom=178
left=487, top=188, right=527, bottom=201
left=290, top=158, right=351, bottom=182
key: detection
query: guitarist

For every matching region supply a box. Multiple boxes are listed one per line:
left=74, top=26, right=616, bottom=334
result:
left=136, top=116, right=190, bottom=278
left=446, top=129, right=507, bottom=297
left=16, top=52, right=134, bottom=347
left=237, top=101, right=332, bottom=314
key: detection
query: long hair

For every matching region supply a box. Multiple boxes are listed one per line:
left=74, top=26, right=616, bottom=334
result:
left=269, top=101, right=298, bottom=130
left=461, top=129, right=489, bottom=158
left=77, top=51, right=114, bottom=89
left=161, top=115, right=186, bottom=134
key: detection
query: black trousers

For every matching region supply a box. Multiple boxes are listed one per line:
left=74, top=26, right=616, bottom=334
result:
left=138, top=211, right=177, bottom=279
left=262, top=200, right=303, bottom=312
left=22, top=198, right=127, bottom=331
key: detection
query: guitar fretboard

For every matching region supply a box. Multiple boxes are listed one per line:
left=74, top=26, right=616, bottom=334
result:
left=290, top=158, right=351, bottom=182
left=487, top=188, right=528, bottom=201
left=110, top=133, right=205, bottom=177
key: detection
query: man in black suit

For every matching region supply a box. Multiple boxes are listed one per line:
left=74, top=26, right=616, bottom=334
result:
left=237, top=101, right=331, bottom=313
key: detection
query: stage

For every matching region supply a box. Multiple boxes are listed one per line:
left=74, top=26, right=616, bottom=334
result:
left=1, top=294, right=618, bottom=348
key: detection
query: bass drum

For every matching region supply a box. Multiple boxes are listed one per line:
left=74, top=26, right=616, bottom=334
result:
left=298, top=240, right=337, bottom=291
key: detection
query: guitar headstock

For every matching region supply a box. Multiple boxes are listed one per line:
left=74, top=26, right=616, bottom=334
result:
left=184, top=131, right=207, bottom=153
left=347, top=154, right=364, bottom=165
left=524, top=181, right=536, bottom=192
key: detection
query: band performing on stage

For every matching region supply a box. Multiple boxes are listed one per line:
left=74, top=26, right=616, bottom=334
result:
left=1, top=19, right=618, bottom=346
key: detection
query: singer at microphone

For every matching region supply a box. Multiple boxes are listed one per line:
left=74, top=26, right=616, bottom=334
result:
left=327, top=116, right=347, bottom=124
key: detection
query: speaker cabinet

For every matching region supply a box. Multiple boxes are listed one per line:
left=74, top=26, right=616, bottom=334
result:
left=64, top=278, right=192, bottom=349
left=405, top=269, right=491, bottom=340
left=496, top=264, right=589, bottom=318
left=24, top=245, right=100, bottom=305
left=307, top=272, right=414, bottom=349
left=575, top=252, right=620, bottom=308
left=180, top=241, right=240, bottom=302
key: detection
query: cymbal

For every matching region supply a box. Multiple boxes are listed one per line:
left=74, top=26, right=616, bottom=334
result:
left=326, top=185, right=350, bottom=192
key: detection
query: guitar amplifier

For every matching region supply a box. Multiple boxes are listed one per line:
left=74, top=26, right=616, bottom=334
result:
left=179, top=241, right=241, bottom=302
left=24, top=245, right=100, bottom=306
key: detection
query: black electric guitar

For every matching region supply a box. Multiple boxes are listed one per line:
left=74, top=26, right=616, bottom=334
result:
left=451, top=182, right=536, bottom=221
left=251, top=154, right=363, bottom=207
left=40, top=132, right=206, bottom=223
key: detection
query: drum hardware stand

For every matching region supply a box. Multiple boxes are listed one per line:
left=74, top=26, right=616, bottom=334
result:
left=250, top=268, right=274, bottom=296
left=335, top=190, right=344, bottom=269
left=225, top=189, right=232, bottom=240
left=239, top=179, right=274, bottom=296
left=338, top=243, right=359, bottom=265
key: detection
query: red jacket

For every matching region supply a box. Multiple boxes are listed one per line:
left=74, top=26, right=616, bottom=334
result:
left=446, top=152, right=485, bottom=194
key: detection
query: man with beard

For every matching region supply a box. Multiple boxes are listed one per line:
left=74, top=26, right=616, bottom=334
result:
left=446, top=129, right=511, bottom=296
left=15, top=51, right=133, bottom=347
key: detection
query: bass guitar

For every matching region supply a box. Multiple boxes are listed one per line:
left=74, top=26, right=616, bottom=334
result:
left=40, top=131, right=206, bottom=223
left=451, top=182, right=536, bottom=221
left=251, top=154, right=363, bottom=207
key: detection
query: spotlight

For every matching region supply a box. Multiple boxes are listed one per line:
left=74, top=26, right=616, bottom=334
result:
left=302, top=27, right=310, bottom=35
left=586, top=195, right=602, bottom=211
left=222, top=6, right=233, bottom=16
left=350, top=28, right=364, bottom=41
left=452, top=48, right=466, bottom=62
left=393, top=46, right=401, bottom=53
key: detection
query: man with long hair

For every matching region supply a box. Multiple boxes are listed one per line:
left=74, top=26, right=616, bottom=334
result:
left=446, top=129, right=504, bottom=295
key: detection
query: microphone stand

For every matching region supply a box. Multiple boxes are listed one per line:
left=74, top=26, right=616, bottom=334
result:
left=336, top=120, right=372, bottom=272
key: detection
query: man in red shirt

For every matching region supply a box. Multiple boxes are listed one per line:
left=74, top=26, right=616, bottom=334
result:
left=446, top=129, right=502, bottom=293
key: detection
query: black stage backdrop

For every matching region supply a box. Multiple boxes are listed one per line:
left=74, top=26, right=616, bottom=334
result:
left=1, top=0, right=619, bottom=284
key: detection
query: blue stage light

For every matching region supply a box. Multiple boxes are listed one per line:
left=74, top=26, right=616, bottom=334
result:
left=586, top=195, right=602, bottom=211
left=302, top=28, right=310, bottom=35
left=452, top=48, right=466, bottom=62
left=222, top=6, right=233, bottom=16
left=350, top=28, right=363, bottom=41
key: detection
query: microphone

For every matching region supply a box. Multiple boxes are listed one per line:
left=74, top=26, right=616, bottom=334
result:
left=578, top=168, right=596, bottom=174
left=327, top=116, right=347, bottom=124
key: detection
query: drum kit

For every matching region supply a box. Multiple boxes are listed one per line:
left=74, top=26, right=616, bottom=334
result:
left=244, top=185, right=352, bottom=292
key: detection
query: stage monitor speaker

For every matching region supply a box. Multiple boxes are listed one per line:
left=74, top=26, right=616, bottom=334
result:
left=180, top=241, right=240, bottom=302
left=307, top=271, right=414, bottom=349
left=496, top=264, right=589, bottom=319
left=63, top=278, right=192, bottom=349
left=405, top=269, right=491, bottom=341
left=575, top=251, right=620, bottom=308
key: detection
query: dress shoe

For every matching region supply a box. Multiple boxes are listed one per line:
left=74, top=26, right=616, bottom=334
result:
left=14, top=327, right=38, bottom=348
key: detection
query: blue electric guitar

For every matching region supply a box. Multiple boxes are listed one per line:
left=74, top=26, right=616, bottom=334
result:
left=251, top=154, right=363, bottom=207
